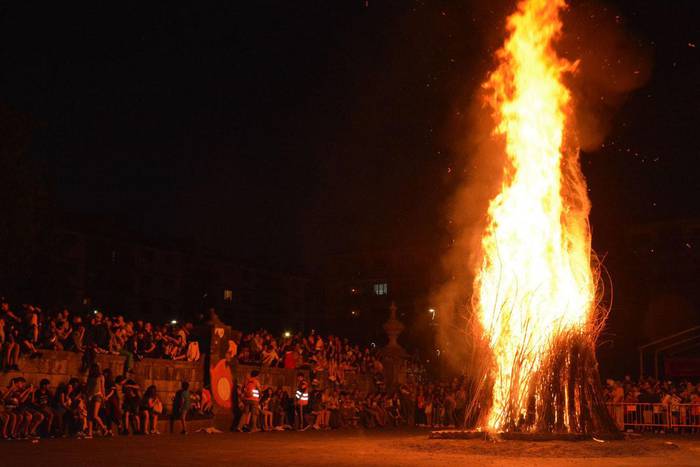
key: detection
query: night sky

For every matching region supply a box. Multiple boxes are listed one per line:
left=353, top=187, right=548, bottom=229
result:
left=1, top=1, right=698, bottom=368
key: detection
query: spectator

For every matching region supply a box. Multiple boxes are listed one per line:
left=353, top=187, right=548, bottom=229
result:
left=140, top=385, right=161, bottom=435
left=172, top=381, right=191, bottom=435
left=12, top=377, right=44, bottom=439
left=122, top=379, right=141, bottom=435
left=104, top=369, right=122, bottom=432
left=71, top=391, right=88, bottom=437
left=86, top=363, right=109, bottom=438
left=2, top=318, right=20, bottom=371
left=236, top=370, right=262, bottom=432
left=33, top=379, right=55, bottom=436
left=260, top=388, right=273, bottom=431
left=53, top=380, right=74, bottom=437
left=261, top=345, right=279, bottom=367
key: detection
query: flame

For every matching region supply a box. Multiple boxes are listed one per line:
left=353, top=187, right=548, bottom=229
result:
left=475, top=0, right=595, bottom=431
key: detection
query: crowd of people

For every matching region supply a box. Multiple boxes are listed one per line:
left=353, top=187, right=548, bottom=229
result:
left=605, top=376, right=700, bottom=406
left=230, top=370, right=474, bottom=433
left=605, top=376, right=700, bottom=432
left=7, top=297, right=700, bottom=439
left=0, top=298, right=200, bottom=373
left=0, top=367, right=211, bottom=440
left=231, top=329, right=389, bottom=387
left=216, top=324, right=451, bottom=433
left=0, top=295, right=466, bottom=439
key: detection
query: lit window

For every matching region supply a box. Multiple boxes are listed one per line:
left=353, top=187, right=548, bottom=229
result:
left=224, top=289, right=233, bottom=302
left=373, top=283, right=388, bottom=296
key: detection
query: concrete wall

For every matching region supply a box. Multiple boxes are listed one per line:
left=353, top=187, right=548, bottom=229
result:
left=229, top=364, right=304, bottom=393
left=229, top=365, right=376, bottom=393
left=0, top=351, right=204, bottom=411
left=1, top=350, right=377, bottom=422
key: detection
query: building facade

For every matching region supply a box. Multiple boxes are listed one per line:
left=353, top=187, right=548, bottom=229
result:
left=49, top=222, right=310, bottom=332
left=315, top=246, right=438, bottom=352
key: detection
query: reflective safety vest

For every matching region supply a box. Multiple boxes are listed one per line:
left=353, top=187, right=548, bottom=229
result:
left=244, top=378, right=260, bottom=401
left=295, top=382, right=309, bottom=406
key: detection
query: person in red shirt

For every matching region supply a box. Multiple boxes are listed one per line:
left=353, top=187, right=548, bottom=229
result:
left=236, top=371, right=262, bottom=432
left=283, top=347, right=297, bottom=369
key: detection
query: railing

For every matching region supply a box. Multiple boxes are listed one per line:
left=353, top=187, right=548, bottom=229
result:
left=606, top=403, right=700, bottom=431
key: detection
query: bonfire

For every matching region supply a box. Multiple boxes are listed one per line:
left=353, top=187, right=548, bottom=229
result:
left=469, top=0, right=616, bottom=435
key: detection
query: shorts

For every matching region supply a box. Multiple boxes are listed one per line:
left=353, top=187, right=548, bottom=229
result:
left=242, top=400, right=259, bottom=415
left=123, top=401, right=139, bottom=414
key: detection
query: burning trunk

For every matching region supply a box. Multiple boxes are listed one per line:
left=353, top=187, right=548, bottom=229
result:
left=470, top=0, right=616, bottom=434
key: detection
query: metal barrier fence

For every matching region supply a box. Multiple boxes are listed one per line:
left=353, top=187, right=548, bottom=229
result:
left=606, top=403, right=700, bottom=431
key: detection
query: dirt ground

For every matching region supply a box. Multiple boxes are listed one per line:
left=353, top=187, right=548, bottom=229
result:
left=2, top=429, right=700, bottom=466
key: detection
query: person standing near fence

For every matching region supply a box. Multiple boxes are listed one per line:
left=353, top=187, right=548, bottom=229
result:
left=608, top=379, right=624, bottom=430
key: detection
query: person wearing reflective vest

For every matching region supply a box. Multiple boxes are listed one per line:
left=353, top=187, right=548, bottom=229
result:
left=294, top=373, right=309, bottom=430
left=236, top=370, right=262, bottom=432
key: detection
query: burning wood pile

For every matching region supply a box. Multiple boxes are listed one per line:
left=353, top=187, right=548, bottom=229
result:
left=466, top=0, right=617, bottom=435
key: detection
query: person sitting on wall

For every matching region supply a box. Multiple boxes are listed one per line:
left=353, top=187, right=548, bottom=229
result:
left=261, top=344, right=279, bottom=367
left=70, top=316, right=85, bottom=352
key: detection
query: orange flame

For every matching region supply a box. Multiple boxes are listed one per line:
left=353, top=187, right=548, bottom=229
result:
left=475, top=0, right=594, bottom=431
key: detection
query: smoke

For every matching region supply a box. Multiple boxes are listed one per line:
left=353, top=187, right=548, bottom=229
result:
left=430, top=95, right=506, bottom=374
left=560, top=1, right=652, bottom=151
left=431, top=0, right=651, bottom=374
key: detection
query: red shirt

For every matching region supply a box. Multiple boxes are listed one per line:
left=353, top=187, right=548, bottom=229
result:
left=283, top=351, right=297, bottom=369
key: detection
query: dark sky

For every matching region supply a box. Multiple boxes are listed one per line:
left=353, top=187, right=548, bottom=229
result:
left=0, top=0, right=698, bottom=275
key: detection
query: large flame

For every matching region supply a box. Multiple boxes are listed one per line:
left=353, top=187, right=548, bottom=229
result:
left=475, top=0, right=595, bottom=431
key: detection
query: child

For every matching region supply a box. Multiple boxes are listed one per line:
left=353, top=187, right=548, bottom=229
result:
left=72, top=393, right=88, bottom=438
left=260, top=388, right=273, bottom=431
left=171, top=381, right=190, bottom=435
